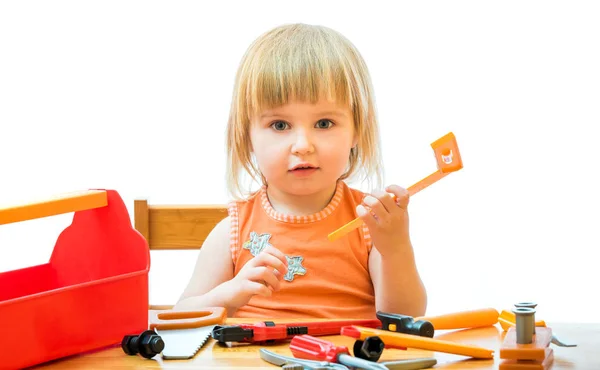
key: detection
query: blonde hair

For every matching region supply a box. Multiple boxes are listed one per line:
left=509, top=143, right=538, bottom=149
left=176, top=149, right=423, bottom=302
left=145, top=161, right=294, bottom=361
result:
left=226, top=23, right=383, bottom=199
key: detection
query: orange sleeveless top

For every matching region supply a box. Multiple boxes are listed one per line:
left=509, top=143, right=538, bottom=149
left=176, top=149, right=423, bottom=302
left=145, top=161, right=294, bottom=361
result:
left=227, top=181, right=376, bottom=319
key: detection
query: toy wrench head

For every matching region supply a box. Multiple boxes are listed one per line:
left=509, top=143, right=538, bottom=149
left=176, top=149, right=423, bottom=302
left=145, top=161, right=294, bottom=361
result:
left=431, top=132, right=463, bottom=173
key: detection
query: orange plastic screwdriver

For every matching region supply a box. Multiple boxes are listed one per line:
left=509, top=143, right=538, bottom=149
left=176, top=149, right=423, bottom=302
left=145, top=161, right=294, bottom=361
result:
left=416, top=307, right=500, bottom=330
left=341, top=326, right=494, bottom=359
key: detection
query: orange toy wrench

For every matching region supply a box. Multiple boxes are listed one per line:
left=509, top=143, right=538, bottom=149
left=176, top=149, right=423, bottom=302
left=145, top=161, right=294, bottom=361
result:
left=327, top=132, right=463, bottom=242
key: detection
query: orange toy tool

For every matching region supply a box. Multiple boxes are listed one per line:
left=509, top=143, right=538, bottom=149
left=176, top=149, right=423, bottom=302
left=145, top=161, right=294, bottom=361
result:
left=499, top=307, right=554, bottom=370
left=327, top=132, right=463, bottom=242
left=499, top=303, right=575, bottom=348
left=417, top=307, right=499, bottom=330
left=341, top=326, right=494, bottom=359
left=499, top=309, right=546, bottom=332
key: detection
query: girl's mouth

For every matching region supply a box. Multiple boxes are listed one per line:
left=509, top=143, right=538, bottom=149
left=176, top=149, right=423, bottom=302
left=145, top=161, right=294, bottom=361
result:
left=289, top=165, right=319, bottom=177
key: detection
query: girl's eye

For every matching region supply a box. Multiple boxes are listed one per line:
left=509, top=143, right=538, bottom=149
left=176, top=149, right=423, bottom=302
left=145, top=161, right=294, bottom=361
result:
left=315, top=119, right=333, bottom=129
left=271, top=121, right=289, bottom=131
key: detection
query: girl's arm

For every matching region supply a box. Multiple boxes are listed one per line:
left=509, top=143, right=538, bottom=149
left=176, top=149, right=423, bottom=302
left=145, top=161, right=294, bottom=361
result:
left=368, top=244, right=427, bottom=317
left=174, top=216, right=288, bottom=317
left=358, top=185, right=427, bottom=317
left=174, top=217, right=236, bottom=313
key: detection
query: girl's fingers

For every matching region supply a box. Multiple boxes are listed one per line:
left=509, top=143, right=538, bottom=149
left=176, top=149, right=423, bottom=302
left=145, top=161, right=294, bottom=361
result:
left=262, top=246, right=289, bottom=273
left=254, top=251, right=288, bottom=277
left=357, top=204, right=379, bottom=230
left=245, top=266, right=281, bottom=291
left=386, top=184, right=410, bottom=209
left=242, top=280, right=272, bottom=297
left=371, top=189, right=397, bottom=212
left=362, top=194, right=390, bottom=225
left=258, top=266, right=282, bottom=291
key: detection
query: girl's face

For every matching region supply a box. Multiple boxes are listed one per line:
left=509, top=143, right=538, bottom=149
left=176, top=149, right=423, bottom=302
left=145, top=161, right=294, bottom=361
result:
left=249, top=98, right=357, bottom=197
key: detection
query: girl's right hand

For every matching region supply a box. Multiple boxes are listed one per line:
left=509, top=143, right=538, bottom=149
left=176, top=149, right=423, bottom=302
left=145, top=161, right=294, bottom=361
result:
left=224, top=245, right=288, bottom=310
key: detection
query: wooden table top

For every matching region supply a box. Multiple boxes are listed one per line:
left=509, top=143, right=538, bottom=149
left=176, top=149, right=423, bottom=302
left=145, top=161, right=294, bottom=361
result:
left=32, top=319, right=599, bottom=369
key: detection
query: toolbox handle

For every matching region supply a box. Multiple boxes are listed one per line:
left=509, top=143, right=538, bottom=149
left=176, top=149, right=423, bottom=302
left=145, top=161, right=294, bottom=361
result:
left=0, top=189, right=108, bottom=225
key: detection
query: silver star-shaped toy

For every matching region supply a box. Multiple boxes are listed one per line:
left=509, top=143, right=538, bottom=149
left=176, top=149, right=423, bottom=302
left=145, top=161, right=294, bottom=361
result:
left=242, top=231, right=273, bottom=256
left=284, top=255, right=306, bottom=282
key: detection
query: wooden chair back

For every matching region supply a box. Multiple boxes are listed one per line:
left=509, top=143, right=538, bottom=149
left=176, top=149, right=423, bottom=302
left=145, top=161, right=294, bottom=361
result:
left=133, top=199, right=228, bottom=309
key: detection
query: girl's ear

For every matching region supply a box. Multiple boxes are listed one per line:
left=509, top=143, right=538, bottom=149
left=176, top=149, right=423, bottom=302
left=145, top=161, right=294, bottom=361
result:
left=352, top=135, right=359, bottom=149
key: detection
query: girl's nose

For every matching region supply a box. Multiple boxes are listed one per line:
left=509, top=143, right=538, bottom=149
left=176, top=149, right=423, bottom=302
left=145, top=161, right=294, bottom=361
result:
left=291, top=130, right=315, bottom=155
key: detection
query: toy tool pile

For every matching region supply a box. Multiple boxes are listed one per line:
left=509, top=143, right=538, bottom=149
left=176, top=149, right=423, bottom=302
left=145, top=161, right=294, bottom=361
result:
left=120, top=303, right=576, bottom=369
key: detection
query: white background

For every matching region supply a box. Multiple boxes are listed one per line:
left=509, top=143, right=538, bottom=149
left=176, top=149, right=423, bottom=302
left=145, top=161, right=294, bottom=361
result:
left=1, top=1, right=599, bottom=323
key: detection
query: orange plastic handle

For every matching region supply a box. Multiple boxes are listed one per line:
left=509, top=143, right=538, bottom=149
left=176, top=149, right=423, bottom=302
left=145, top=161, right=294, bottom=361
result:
left=348, top=326, right=494, bottom=359
left=327, top=132, right=462, bottom=242
left=148, top=307, right=227, bottom=331
left=416, top=308, right=499, bottom=330
left=0, top=190, right=108, bottom=225
left=498, top=309, right=546, bottom=332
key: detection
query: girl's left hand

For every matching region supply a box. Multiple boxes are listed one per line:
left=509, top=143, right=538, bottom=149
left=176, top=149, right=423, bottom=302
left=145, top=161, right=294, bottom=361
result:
left=356, top=184, right=411, bottom=256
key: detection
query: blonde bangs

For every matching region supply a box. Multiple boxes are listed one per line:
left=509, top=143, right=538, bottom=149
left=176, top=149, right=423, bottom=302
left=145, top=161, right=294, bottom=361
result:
left=226, top=24, right=383, bottom=199
left=243, top=28, right=355, bottom=117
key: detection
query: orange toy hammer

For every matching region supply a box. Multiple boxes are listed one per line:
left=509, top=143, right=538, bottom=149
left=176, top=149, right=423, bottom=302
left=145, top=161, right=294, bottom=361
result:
left=328, top=132, right=464, bottom=242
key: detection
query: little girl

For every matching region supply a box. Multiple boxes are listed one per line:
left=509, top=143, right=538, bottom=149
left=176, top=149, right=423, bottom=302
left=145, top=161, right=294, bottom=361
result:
left=175, top=23, right=427, bottom=319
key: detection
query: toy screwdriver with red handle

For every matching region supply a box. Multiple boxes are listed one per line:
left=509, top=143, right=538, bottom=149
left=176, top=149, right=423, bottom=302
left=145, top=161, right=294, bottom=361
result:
left=211, top=311, right=434, bottom=344
left=289, top=335, right=438, bottom=370
left=290, top=335, right=389, bottom=370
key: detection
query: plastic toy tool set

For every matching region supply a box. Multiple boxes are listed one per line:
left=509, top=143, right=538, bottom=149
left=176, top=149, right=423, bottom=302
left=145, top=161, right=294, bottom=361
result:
left=122, top=304, right=576, bottom=369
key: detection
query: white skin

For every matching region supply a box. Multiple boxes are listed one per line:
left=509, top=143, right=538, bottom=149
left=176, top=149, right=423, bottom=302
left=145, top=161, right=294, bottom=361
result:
left=175, top=98, right=427, bottom=317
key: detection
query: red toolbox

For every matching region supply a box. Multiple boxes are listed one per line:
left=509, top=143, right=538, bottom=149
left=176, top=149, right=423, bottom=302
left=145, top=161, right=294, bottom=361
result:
left=0, top=189, right=150, bottom=369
